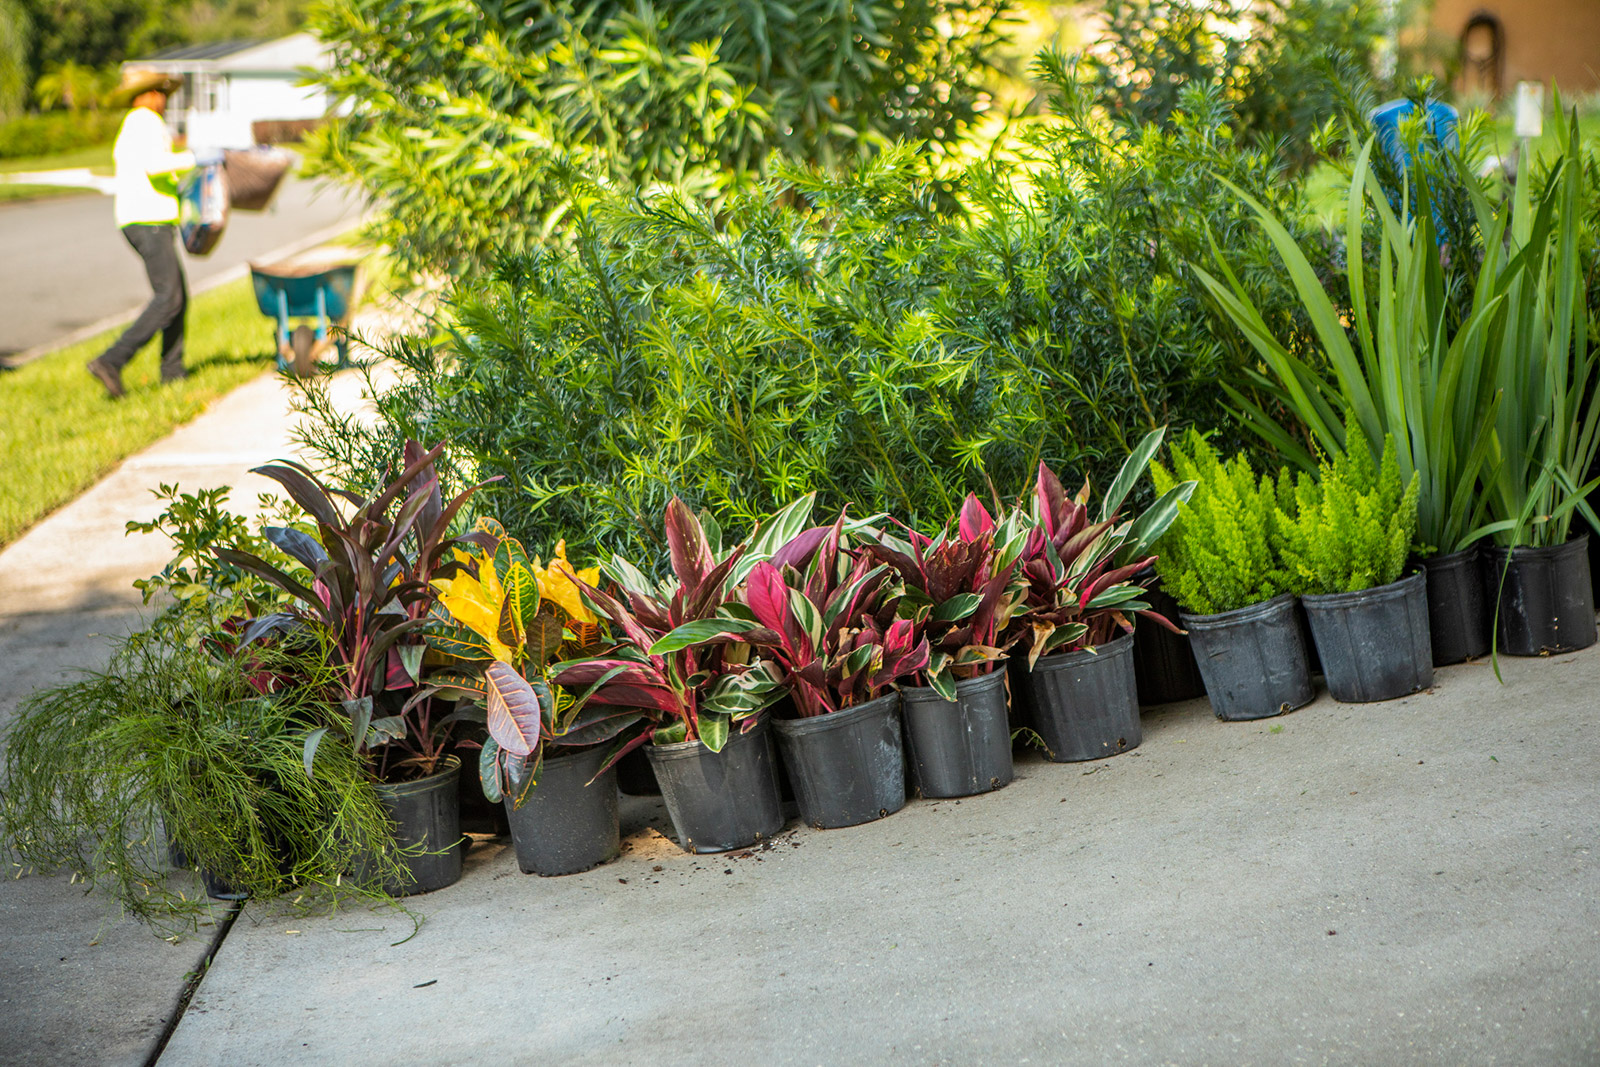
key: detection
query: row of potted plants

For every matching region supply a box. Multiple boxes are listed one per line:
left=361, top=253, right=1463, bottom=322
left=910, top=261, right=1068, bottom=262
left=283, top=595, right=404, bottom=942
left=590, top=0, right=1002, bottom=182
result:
left=410, top=429, right=1193, bottom=874
left=192, top=409, right=1590, bottom=896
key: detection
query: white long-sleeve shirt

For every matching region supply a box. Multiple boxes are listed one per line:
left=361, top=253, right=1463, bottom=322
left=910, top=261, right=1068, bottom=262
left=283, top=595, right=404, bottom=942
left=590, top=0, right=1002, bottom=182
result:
left=113, top=107, right=196, bottom=228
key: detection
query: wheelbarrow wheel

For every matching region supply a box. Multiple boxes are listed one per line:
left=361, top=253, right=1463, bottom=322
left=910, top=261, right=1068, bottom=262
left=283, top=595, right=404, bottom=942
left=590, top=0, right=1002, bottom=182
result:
left=290, top=325, right=317, bottom=378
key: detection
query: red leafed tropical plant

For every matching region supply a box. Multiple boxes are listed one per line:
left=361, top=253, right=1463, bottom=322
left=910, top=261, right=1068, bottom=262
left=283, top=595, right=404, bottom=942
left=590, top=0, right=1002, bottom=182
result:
left=860, top=494, right=1030, bottom=701
left=1006, top=428, right=1196, bottom=666
left=663, top=510, right=930, bottom=718
left=549, top=495, right=815, bottom=761
left=214, top=441, right=488, bottom=781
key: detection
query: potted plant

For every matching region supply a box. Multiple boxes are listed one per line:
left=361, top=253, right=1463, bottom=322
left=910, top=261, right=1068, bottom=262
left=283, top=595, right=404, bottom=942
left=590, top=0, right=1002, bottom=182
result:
left=552, top=497, right=803, bottom=853
left=860, top=496, right=1026, bottom=798
left=1130, top=576, right=1208, bottom=706
left=1479, top=112, right=1599, bottom=656
left=425, top=523, right=634, bottom=876
left=709, top=513, right=929, bottom=829
left=1150, top=431, right=1313, bottom=721
left=1279, top=426, right=1430, bottom=702
left=217, top=442, right=485, bottom=895
left=1004, top=429, right=1193, bottom=762
left=3, top=479, right=403, bottom=924
left=1199, top=137, right=1510, bottom=665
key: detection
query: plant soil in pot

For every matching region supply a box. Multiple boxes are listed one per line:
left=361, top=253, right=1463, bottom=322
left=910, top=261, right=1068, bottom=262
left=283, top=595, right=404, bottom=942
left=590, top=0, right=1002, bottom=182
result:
left=900, top=669, right=1013, bottom=798
left=1486, top=535, right=1597, bottom=655
left=1419, top=545, right=1489, bottom=665
left=1302, top=573, right=1433, bottom=702
left=504, top=746, right=620, bottom=876
left=1132, top=577, right=1206, bottom=705
left=1026, top=633, right=1140, bottom=762
left=1181, top=593, right=1313, bottom=721
left=773, top=691, right=907, bottom=828
left=647, top=718, right=785, bottom=853
left=373, top=755, right=464, bottom=896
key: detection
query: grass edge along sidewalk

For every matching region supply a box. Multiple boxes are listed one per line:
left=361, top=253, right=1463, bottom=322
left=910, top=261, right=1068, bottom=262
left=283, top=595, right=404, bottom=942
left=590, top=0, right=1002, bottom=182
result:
left=0, top=277, right=278, bottom=547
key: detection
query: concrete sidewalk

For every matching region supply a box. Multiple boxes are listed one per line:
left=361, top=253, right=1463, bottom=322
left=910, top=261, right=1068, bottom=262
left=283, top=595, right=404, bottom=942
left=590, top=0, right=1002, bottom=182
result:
left=158, top=649, right=1599, bottom=1065
left=0, top=332, right=392, bottom=1065
left=2, top=324, right=1598, bottom=1063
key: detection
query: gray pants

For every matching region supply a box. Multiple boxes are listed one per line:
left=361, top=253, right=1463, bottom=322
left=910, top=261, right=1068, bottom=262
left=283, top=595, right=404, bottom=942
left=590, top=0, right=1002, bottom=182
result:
left=100, top=223, right=187, bottom=379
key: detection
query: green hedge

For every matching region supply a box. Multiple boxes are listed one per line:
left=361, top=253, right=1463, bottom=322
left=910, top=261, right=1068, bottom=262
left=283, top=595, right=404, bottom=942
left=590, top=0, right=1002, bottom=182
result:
left=294, top=72, right=1325, bottom=567
left=0, top=110, right=121, bottom=160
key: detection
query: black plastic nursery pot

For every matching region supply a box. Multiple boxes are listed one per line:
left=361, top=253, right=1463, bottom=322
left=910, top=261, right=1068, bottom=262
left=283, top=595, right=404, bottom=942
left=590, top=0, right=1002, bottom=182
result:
left=1132, top=576, right=1207, bottom=705
left=1485, top=535, right=1597, bottom=656
left=373, top=755, right=464, bottom=896
left=504, top=746, right=620, bottom=877
left=1180, top=593, right=1313, bottom=722
left=773, top=691, right=907, bottom=828
left=1026, top=632, right=1140, bottom=762
left=646, top=718, right=785, bottom=853
left=451, top=737, right=511, bottom=838
left=615, top=746, right=661, bottom=796
left=1419, top=545, right=1490, bottom=666
left=1301, top=572, right=1433, bottom=703
left=900, top=670, right=1014, bottom=799
left=1005, top=655, right=1035, bottom=735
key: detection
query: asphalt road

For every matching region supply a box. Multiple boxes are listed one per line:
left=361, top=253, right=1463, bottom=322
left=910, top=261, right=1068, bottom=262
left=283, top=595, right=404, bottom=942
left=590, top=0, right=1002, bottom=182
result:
left=0, top=179, right=364, bottom=356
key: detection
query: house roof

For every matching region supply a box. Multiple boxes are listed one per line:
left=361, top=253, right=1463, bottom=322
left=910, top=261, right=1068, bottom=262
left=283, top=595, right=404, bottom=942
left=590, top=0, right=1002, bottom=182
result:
left=127, top=34, right=327, bottom=74
left=141, top=40, right=262, bottom=64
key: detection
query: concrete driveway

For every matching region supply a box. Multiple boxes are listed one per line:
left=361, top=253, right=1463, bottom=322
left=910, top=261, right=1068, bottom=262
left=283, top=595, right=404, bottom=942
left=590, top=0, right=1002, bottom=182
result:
left=0, top=178, right=364, bottom=357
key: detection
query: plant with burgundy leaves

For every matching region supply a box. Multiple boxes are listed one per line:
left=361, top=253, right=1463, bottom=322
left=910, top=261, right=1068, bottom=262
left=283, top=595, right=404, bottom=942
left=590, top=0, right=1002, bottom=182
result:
left=661, top=511, right=930, bottom=718
left=549, top=495, right=816, bottom=760
left=214, top=441, right=487, bottom=781
left=860, top=496, right=1030, bottom=701
left=1006, top=428, right=1195, bottom=665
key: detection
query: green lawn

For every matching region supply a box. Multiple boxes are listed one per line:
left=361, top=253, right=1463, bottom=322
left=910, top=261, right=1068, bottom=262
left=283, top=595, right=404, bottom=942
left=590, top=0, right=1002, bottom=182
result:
left=0, top=142, right=115, bottom=202
left=0, top=182, right=95, bottom=203
left=0, top=277, right=278, bottom=546
left=0, top=142, right=114, bottom=175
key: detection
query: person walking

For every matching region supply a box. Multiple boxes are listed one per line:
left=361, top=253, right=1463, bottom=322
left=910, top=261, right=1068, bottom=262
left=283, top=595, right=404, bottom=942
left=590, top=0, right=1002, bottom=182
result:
left=86, top=69, right=195, bottom=399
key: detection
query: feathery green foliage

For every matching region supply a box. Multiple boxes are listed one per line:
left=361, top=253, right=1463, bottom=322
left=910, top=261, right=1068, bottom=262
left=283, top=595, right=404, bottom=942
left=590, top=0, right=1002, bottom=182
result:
left=1150, top=430, right=1292, bottom=616
left=1277, top=423, right=1419, bottom=595
left=1, top=623, right=404, bottom=930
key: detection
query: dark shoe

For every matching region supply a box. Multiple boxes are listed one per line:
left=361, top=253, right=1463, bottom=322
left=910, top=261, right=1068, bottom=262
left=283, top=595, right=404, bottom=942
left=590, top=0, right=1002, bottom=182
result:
left=87, top=358, right=125, bottom=399
left=161, top=370, right=189, bottom=384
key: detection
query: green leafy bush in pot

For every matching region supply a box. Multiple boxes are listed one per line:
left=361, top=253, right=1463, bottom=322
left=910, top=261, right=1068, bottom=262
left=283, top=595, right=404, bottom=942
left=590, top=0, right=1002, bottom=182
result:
left=1149, top=430, right=1293, bottom=616
left=1277, top=423, right=1419, bottom=596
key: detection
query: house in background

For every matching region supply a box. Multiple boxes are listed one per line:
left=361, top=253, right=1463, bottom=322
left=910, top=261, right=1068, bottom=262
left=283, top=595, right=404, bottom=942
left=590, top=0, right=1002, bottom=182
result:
left=121, top=33, right=332, bottom=149
left=1427, top=0, right=1600, bottom=99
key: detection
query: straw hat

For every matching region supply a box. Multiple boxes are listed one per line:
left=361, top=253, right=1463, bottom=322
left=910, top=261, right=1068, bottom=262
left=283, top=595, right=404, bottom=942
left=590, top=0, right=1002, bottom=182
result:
left=113, top=68, right=184, bottom=106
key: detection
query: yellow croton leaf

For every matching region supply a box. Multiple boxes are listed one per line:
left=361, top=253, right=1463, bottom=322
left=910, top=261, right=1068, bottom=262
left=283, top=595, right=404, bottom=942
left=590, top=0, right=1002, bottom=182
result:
left=532, top=540, right=599, bottom=625
left=431, top=553, right=516, bottom=663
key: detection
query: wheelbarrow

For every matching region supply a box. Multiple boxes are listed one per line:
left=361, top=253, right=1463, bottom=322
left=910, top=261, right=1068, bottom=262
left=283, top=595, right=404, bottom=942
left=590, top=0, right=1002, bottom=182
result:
left=249, top=259, right=360, bottom=377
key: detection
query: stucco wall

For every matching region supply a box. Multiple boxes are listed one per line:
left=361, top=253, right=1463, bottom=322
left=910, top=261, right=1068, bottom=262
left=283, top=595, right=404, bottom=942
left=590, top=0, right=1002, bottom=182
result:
left=1430, top=0, right=1600, bottom=94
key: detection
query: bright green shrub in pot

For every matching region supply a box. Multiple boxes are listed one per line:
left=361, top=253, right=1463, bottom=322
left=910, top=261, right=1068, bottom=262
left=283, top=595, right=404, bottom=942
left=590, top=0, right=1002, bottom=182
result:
left=1283, top=428, right=1432, bottom=703
left=1150, top=431, right=1311, bottom=720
